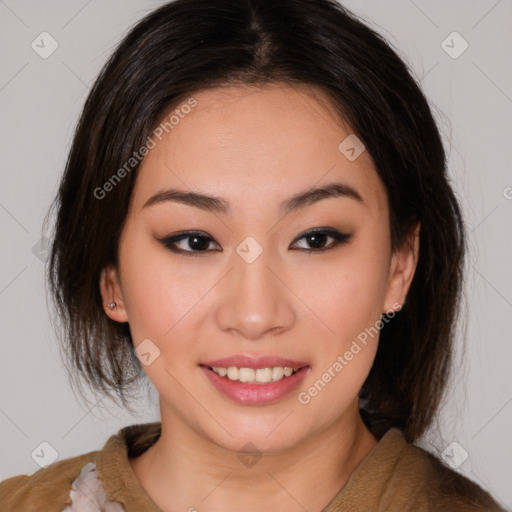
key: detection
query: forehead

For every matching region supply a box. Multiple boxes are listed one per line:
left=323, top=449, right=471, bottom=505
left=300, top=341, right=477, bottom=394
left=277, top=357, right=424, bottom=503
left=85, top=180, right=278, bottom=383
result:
left=132, top=83, right=386, bottom=215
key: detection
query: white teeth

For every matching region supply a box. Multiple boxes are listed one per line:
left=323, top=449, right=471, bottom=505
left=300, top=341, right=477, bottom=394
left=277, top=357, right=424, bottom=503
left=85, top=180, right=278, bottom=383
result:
left=226, top=367, right=239, bottom=380
left=256, top=367, right=273, bottom=383
left=238, top=368, right=255, bottom=382
left=272, top=367, right=284, bottom=381
left=211, top=366, right=301, bottom=383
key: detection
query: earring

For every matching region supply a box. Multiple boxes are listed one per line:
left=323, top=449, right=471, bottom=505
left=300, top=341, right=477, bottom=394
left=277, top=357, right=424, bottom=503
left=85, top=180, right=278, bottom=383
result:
left=108, top=302, right=117, bottom=309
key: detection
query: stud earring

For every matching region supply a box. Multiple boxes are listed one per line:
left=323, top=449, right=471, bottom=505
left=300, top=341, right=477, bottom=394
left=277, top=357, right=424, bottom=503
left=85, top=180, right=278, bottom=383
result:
left=108, top=302, right=117, bottom=309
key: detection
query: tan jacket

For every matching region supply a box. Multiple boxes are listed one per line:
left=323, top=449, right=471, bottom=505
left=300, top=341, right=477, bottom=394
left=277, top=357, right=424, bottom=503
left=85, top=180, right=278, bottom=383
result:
left=0, top=422, right=505, bottom=511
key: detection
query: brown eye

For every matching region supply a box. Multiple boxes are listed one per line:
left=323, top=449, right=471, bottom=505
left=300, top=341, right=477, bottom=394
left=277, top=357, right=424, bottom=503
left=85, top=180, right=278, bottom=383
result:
left=290, top=228, right=352, bottom=253
left=159, top=231, right=221, bottom=255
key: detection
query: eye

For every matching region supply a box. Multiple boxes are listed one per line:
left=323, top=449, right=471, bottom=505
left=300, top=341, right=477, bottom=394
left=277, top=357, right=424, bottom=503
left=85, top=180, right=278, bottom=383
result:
left=290, top=228, right=352, bottom=253
left=159, top=231, right=221, bottom=256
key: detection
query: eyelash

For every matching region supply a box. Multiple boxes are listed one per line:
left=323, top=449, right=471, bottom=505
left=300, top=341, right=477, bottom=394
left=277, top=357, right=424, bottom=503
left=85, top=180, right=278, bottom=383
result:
left=158, top=228, right=352, bottom=257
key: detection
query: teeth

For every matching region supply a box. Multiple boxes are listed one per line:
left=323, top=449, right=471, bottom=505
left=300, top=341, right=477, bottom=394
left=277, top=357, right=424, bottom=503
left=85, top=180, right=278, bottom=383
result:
left=211, top=366, right=301, bottom=384
left=272, top=367, right=284, bottom=381
left=227, top=367, right=239, bottom=380
left=257, top=368, right=273, bottom=382
left=239, top=368, right=254, bottom=382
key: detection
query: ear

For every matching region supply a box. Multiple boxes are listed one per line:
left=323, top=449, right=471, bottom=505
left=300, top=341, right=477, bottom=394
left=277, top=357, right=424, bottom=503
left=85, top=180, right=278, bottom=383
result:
left=382, top=222, right=420, bottom=314
left=99, top=265, right=129, bottom=322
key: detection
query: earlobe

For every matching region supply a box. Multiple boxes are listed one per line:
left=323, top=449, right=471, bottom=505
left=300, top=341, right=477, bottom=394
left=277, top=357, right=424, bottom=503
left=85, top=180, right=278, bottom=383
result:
left=382, top=222, right=420, bottom=314
left=99, top=266, right=129, bottom=322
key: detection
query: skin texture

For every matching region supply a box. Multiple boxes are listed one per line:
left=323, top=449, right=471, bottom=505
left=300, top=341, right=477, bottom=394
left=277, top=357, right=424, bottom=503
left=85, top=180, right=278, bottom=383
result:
left=100, top=83, right=419, bottom=511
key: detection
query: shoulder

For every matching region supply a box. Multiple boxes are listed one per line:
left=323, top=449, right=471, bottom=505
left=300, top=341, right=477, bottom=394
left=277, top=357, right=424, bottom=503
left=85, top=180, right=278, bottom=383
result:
left=384, top=429, right=505, bottom=511
left=0, top=422, right=160, bottom=512
left=0, top=450, right=97, bottom=512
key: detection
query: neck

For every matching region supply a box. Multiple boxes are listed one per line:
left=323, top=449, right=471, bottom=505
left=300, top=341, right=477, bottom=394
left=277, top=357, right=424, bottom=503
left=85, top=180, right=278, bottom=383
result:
left=129, top=402, right=378, bottom=512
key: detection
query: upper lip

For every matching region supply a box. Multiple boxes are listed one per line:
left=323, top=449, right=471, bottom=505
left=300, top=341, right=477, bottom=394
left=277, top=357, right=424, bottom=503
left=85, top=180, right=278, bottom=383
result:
left=200, top=355, right=309, bottom=369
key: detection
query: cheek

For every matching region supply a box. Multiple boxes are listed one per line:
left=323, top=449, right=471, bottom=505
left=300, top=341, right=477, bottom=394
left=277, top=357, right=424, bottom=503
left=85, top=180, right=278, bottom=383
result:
left=118, top=246, right=207, bottom=393
left=118, top=232, right=190, bottom=341
left=294, top=245, right=389, bottom=343
left=118, top=235, right=221, bottom=370
left=295, top=257, right=385, bottom=413
left=290, top=238, right=388, bottom=405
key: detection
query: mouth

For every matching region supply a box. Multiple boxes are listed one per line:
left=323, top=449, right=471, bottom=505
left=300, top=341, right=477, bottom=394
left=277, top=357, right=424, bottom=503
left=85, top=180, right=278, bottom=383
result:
left=202, top=364, right=306, bottom=384
left=199, top=356, right=310, bottom=405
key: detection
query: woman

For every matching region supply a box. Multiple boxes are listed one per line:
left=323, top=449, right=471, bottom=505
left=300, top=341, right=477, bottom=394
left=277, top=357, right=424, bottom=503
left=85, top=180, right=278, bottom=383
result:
left=0, top=0, right=504, bottom=510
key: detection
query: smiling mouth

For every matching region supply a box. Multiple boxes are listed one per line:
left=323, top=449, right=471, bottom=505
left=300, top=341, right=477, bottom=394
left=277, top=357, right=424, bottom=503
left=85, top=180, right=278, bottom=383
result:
left=203, top=365, right=307, bottom=384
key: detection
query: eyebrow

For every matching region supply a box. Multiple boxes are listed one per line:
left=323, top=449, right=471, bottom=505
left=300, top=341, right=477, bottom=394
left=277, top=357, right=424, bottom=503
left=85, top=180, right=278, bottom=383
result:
left=142, top=181, right=365, bottom=215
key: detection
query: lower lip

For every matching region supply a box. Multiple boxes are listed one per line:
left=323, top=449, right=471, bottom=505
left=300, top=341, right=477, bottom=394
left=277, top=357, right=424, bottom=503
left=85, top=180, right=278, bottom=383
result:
left=200, top=366, right=310, bottom=406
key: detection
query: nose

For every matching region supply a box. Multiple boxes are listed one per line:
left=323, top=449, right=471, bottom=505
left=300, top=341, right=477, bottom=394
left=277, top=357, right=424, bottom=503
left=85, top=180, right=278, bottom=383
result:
left=214, top=242, right=296, bottom=341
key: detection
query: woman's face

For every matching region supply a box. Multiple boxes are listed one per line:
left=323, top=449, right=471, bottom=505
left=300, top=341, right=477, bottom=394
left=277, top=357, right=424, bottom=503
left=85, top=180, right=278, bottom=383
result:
left=101, top=83, right=417, bottom=452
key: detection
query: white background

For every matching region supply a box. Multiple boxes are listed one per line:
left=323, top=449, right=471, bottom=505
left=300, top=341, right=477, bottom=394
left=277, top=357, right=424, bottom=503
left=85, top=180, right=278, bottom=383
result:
left=0, top=1, right=511, bottom=509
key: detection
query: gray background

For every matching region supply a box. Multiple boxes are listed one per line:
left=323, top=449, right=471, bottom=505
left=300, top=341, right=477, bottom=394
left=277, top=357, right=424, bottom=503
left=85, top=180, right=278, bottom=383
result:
left=0, top=0, right=511, bottom=508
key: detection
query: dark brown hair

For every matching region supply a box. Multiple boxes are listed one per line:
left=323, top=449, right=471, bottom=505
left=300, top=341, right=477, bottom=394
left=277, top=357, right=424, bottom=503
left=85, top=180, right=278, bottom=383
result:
left=44, top=0, right=466, bottom=443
